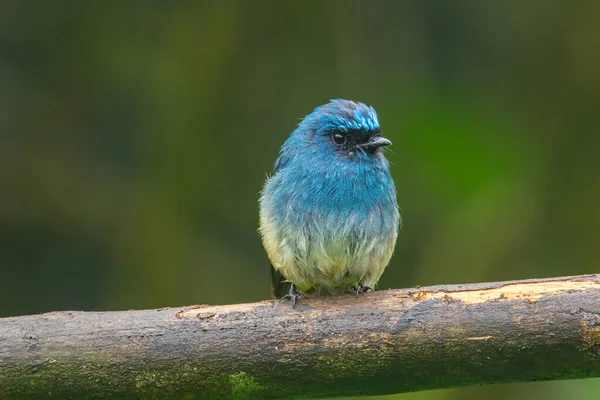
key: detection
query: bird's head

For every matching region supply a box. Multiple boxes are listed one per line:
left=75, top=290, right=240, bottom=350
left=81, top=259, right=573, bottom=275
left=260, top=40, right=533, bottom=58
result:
left=290, top=99, right=391, bottom=162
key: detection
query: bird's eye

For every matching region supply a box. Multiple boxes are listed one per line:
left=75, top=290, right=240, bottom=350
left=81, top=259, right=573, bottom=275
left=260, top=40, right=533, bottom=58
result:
left=332, top=133, right=346, bottom=145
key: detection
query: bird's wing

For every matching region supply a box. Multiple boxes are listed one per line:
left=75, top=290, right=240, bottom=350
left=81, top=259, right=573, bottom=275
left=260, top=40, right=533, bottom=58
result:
left=273, top=150, right=292, bottom=173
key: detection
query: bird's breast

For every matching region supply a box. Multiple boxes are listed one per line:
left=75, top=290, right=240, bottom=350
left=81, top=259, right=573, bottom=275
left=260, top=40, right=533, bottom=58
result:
left=268, top=161, right=398, bottom=249
left=260, top=159, right=399, bottom=289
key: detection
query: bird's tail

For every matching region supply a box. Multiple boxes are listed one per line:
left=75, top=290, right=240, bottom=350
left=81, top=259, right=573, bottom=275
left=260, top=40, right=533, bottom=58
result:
left=269, top=266, right=290, bottom=300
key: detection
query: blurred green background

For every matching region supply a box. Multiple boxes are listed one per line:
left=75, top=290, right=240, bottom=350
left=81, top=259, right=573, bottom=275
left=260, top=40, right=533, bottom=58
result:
left=1, top=1, right=599, bottom=399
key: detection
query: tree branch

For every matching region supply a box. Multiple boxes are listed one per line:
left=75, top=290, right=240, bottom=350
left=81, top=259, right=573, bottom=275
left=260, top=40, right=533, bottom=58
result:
left=1, top=274, right=600, bottom=399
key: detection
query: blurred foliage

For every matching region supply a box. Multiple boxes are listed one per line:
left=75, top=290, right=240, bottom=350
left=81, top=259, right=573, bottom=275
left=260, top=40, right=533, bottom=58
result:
left=1, top=1, right=599, bottom=399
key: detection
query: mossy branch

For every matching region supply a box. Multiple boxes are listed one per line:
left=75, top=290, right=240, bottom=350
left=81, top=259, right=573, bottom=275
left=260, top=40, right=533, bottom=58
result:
left=1, top=274, right=600, bottom=399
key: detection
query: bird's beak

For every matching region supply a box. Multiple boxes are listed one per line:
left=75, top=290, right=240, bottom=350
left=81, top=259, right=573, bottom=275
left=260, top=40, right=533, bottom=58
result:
left=362, top=136, right=392, bottom=150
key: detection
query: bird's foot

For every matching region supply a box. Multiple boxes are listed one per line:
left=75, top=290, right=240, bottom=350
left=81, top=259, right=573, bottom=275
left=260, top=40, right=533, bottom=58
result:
left=350, top=284, right=372, bottom=296
left=279, top=284, right=305, bottom=309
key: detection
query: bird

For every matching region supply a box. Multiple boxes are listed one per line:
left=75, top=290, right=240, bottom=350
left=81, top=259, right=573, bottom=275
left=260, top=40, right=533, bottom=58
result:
left=259, top=99, right=401, bottom=307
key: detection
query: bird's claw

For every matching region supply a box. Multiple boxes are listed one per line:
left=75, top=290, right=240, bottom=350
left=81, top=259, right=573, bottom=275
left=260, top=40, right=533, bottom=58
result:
left=279, top=284, right=304, bottom=309
left=279, top=292, right=304, bottom=308
left=350, top=284, right=372, bottom=296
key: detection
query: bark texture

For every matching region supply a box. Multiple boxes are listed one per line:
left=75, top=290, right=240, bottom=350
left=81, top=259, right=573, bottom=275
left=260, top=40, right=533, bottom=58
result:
left=1, top=274, right=600, bottom=399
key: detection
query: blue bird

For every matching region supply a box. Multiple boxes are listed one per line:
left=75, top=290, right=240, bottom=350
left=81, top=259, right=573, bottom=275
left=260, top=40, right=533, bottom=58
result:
left=259, top=99, right=401, bottom=307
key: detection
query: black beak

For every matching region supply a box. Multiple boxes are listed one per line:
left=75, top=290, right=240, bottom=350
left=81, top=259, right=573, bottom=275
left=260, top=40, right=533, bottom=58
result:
left=361, top=136, right=392, bottom=150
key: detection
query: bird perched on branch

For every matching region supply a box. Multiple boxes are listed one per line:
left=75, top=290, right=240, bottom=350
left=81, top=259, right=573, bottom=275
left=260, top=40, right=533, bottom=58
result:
left=259, top=99, right=400, bottom=307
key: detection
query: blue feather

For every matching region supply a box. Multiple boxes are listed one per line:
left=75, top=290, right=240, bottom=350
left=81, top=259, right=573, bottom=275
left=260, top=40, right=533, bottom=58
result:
left=260, top=99, right=400, bottom=297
